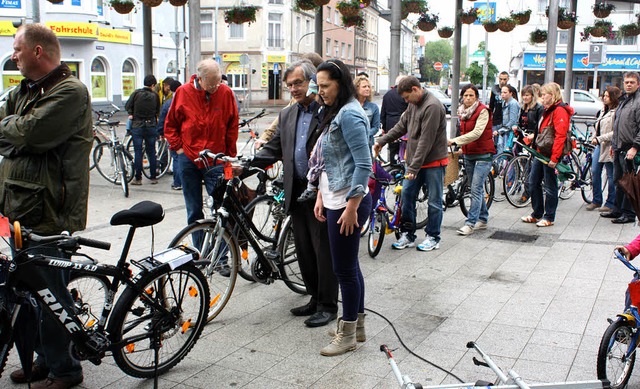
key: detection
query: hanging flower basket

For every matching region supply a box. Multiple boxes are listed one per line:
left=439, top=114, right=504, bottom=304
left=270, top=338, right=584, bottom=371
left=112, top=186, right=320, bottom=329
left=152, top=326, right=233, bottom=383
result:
left=169, top=0, right=187, bottom=6
left=110, top=0, right=135, bottom=13
left=557, top=20, right=575, bottom=30
left=510, top=9, right=531, bottom=25
left=593, top=2, right=615, bottom=19
left=437, top=26, right=453, bottom=38
left=529, top=29, right=547, bottom=44
left=483, top=21, right=498, bottom=33
left=402, top=0, right=427, bottom=14
left=458, top=8, right=478, bottom=24
left=141, top=0, right=162, bottom=7
left=358, top=0, right=371, bottom=7
left=224, top=5, right=259, bottom=25
left=619, top=23, right=640, bottom=37
left=417, top=13, right=438, bottom=32
left=417, top=20, right=436, bottom=32
left=314, top=0, right=330, bottom=5
left=46, top=0, right=65, bottom=3
left=497, top=17, right=516, bottom=32
left=581, top=20, right=614, bottom=41
left=337, top=1, right=361, bottom=17
left=341, top=13, right=364, bottom=28
left=296, top=0, right=318, bottom=11
left=589, top=26, right=606, bottom=37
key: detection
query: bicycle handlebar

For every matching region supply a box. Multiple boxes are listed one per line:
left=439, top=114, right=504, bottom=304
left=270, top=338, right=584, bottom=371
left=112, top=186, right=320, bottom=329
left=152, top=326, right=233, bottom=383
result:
left=614, top=249, right=639, bottom=273
left=9, top=224, right=111, bottom=251
left=239, top=108, right=267, bottom=128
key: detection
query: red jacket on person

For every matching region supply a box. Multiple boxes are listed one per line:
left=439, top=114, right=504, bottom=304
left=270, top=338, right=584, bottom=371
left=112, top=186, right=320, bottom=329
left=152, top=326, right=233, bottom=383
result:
left=165, top=74, right=239, bottom=167
left=537, top=102, right=574, bottom=163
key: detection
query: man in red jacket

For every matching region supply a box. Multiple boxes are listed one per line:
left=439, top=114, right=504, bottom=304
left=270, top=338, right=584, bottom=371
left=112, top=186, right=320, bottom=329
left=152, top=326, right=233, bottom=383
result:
left=165, top=59, right=239, bottom=246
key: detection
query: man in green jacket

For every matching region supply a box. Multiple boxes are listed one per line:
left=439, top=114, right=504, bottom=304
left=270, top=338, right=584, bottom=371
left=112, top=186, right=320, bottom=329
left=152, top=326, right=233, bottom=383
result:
left=0, top=24, right=92, bottom=389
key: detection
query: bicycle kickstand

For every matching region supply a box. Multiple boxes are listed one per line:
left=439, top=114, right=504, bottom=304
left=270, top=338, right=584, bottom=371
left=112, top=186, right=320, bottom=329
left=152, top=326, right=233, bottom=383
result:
left=380, top=345, right=423, bottom=389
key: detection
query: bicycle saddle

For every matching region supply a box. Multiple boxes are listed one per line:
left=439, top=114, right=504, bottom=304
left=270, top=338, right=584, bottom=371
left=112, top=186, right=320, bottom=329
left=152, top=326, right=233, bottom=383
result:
left=110, top=201, right=165, bottom=228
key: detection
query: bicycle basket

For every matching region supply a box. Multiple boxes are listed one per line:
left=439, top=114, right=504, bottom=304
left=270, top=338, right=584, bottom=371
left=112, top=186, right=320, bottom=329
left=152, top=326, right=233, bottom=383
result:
left=629, top=278, right=640, bottom=307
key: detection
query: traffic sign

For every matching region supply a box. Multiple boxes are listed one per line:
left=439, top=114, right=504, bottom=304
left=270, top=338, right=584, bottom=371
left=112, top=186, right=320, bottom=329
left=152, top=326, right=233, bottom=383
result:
left=433, top=62, right=443, bottom=71
left=273, top=63, right=280, bottom=75
left=588, top=43, right=606, bottom=65
left=239, top=53, right=250, bottom=65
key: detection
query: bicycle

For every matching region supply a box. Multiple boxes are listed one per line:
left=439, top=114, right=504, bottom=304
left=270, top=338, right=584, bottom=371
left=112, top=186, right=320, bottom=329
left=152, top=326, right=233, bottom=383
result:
left=125, top=136, right=172, bottom=180
left=0, top=200, right=210, bottom=381
left=443, top=153, right=495, bottom=217
left=382, top=342, right=608, bottom=389
left=169, top=151, right=305, bottom=323
left=93, top=117, right=135, bottom=197
left=91, top=103, right=122, bottom=170
left=597, top=249, right=640, bottom=389
left=237, top=108, right=282, bottom=180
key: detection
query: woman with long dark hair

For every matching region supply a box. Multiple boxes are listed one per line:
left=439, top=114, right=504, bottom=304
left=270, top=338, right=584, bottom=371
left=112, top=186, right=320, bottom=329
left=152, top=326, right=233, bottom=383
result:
left=312, top=59, right=372, bottom=356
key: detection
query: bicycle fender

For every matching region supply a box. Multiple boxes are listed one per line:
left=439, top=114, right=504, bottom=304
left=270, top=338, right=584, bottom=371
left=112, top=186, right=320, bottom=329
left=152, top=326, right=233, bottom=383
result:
left=616, top=313, right=637, bottom=326
left=133, top=246, right=199, bottom=274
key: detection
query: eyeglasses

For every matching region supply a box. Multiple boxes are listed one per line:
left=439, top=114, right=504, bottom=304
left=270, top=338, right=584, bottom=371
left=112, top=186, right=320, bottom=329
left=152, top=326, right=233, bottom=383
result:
left=286, top=79, right=306, bottom=90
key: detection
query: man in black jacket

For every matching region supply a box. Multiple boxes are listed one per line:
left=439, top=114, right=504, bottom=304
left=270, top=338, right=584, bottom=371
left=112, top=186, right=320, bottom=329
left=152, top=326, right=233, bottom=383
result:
left=251, top=60, right=338, bottom=328
left=126, top=74, right=160, bottom=185
left=380, top=75, right=408, bottom=164
left=489, top=71, right=509, bottom=130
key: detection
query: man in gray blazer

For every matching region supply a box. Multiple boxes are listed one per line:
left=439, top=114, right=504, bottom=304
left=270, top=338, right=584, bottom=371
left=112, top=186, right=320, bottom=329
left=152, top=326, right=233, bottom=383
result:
left=251, top=60, right=338, bottom=327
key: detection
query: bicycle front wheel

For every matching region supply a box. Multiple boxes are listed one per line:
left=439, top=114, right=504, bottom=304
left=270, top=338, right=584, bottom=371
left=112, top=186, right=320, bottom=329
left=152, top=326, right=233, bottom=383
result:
left=117, top=151, right=129, bottom=197
left=368, top=210, right=387, bottom=258
left=238, top=195, right=280, bottom=282
left=580, top=160, right=594, bottom=204
left=460, top=173, right=494, bottom=217
left=415, top=184, right=429, bottom=229
left=277, top=217, right=307, bottom=295
left=491, top=152, right=512, bottom=202
left=108, top=263, right=209, bottom=378
left=597, top=319, right=637, bottom=389
left=69, top=272, right=111, bottom=330
left=89, top=136, right=101, bottom=170
left=169, top=221, right=238, bottom=322
left=93, top=142, right=119, bottom=184
left=504, top=155, right=532, bottom=208
left=126, top=137, right=171, bottom=179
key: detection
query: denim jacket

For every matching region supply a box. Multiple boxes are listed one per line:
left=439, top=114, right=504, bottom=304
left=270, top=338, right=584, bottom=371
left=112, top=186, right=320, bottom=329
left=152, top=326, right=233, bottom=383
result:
left=321, top=98, right=372, bottom=200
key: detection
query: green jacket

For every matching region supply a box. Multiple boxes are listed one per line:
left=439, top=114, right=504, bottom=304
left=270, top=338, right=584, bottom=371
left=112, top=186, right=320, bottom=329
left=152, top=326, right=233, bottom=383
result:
left=0, top=63, right=92, bottom=234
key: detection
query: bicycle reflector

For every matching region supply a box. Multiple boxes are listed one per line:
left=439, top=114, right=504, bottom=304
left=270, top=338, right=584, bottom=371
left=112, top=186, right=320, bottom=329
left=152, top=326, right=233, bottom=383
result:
left=224, top=161, right=233, bottom=180
left=629, top=279, right=640, bottom=307
left=13, top=221, right=22, bottom=250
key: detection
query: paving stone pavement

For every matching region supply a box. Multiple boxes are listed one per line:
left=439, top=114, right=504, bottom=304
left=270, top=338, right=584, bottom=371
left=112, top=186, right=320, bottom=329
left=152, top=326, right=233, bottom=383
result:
left=2, top=128, right=640, bottom=388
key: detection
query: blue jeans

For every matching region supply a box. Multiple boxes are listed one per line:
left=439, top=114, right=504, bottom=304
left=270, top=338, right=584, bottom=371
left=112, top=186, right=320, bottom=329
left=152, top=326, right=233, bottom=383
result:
left=325, top=194, right=371, bottom=322
left=464, top=158, right=491, bottom=226
left=591, top=145, right=615, bottom=208
left=401, top=166, right=444, bottom=242
left=131, top=125, right=157, bottom=180
left=527, top=158, right=559, bottom=222
left=179, top=153, right=223, bottom=225
left=170, top=149, right=182, bottom=187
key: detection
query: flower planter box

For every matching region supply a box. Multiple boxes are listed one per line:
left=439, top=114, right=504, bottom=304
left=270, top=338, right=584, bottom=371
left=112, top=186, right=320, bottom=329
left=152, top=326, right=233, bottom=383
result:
left=417, top=20, right=436, bottom=32
left=557, top=20, right=575, bottom=30
left=437, top=28, right=453, bottom=38
left=483, top=23, right=498, bottom=33
left=589, top=26, right=606, bottom=37
left=593, top=9, right=611, bottom=18
left=497, top=20, right=516, bottom=32
left=460, top=14, right=477, bottom=24
left=512, top=13, right=530, bottom=25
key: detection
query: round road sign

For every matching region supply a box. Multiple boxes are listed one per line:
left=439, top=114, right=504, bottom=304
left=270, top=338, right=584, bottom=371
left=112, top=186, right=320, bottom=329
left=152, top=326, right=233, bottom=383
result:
left=433, top=62, right=443, bottom=71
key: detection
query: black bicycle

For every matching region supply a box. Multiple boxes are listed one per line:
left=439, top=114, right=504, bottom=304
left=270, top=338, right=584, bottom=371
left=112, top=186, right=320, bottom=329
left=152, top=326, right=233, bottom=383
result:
left=0, top=201, right=209, bottom=381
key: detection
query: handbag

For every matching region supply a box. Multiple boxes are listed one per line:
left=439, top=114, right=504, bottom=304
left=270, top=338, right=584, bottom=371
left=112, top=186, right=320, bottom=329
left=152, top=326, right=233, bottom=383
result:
left=444, top=147, right=460, bottom=186
left=535, top=113, right=573, bottom=158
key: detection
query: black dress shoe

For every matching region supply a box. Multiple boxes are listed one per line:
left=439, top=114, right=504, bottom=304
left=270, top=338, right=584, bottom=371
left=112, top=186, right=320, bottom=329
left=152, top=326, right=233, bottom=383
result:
left=297, top=190, right=317, bottom=203
left=304, top=311, right=337, bottom=327
left=612, top=215, right=636, bottom=224
left=290, top=302, right=316, bottom=316
left=601, top=211, right=622, bottom=218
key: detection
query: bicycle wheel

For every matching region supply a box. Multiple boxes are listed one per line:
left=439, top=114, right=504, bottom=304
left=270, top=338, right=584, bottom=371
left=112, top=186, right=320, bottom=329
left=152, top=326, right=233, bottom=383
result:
left=559, top=153, right=579, bottom=200
left=93, top=142, right=119, bottom=184
left=460, top=173, right=494, bottom=217
left=0, top=303, right=17, bottom=379
left=126, top=137, right=171, bottom=179
left=108, top=263, right=209, bottom=378
left=491, top=152, right=512, bottom=202
left=89, top=136, right=101, bottom=170
left=277, top=217, right=307, bottom=294
left=504, top=155, right=532, bottom=208
left=415, top=184, right=429, bottom=229
left=238, top=195, right=280, bottom=282
left=597, top=319, right=637, bottom=389
left=169, top=221, right=238, bottom=322
left=580, top=160, right=594, bottom=204
left=69, top=272, right=111, bottom=329
left=266, top=160, right=282, bottom=180
left=368, top=210, right=387, bottom=258
left=117, top=151, right=129, bottom=197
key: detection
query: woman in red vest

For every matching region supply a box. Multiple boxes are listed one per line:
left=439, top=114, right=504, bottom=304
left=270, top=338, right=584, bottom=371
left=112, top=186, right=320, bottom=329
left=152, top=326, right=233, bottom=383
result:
left=448, top=84, right=496, bottom=235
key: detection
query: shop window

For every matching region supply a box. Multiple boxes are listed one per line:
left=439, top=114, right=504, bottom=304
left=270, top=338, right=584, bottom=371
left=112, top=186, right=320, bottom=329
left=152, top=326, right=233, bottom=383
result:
left=2, top=59, right=23, bottom=89
left=122, top=59, right=136, bottom=99
left=91, top=57, right=108, bottom=100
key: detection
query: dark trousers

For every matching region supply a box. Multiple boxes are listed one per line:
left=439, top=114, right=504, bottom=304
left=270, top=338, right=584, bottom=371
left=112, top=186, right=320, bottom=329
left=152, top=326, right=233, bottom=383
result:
left=131, top=124, right=157, bottom=180
left=613, top=150, right=636, bottom=218
left=527, top=158, right=559, bottom=222
left=326, top=194, right=371, bottom=322
left=290, top=179, right=338, bottom=314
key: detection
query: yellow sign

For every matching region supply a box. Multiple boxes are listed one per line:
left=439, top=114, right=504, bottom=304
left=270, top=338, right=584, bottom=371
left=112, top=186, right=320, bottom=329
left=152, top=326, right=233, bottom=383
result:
left=0, top=21, right=17, bottom=36
left=267, top=55, right=286, bottom=63
left=46, top=22, right=98, bottom=39
left=122, top=75, right=136, bottom=97
left=98, top=28, right=131, bottom=44
left=2, top=74, right=23, bottom=89
left=222, top=53, right=242, bottom=62
left=261, top=62, right=268, bottom=88
left=92, top=75, right=107, bottom=99
left=225, top=62, right=245, bottom=75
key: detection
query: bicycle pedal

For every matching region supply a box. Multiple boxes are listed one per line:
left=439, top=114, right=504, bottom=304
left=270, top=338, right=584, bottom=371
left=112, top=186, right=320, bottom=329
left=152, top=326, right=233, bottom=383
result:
left=263, top=249, right=280, bottom=261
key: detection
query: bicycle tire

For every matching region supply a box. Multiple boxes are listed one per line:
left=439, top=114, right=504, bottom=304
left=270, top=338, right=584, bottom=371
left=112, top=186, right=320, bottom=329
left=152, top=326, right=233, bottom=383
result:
left=117, top=151, right=129, bottom=197
left=504, top=155, right=532, bottom=208
left=238, top=195, right=281, bottom=282
left=491, top=152, right=513, bottom=202
left=266, top=161, right=283, bottom=180
left=89, top=136, right=101, bottom=170
left=580, top=159, right=594, bottom=204
left=125, top=137, right=171, bottom=180
left=597, top=319, right=636, bottom=389
left=108, top=263, right=209, bottom=378
left=94, top=143, right=134, bottom=185
left=367, top=210, right=387, bottom=258
left=0, top=304, right=17, bottom=380
left=459, top=172, right=495, bottom=217
left=169, top=221, right=238, bottom=322
left=69, top=272, right=111, bottom=330
left=277, top=217, right=307, bottom=294
left=558, top=152, right=579, bottom=200
left=415, top=184, right=429, bottom=229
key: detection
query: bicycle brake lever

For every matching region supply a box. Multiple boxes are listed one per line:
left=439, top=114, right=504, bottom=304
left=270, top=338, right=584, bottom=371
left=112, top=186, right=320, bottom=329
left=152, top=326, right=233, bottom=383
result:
left=472, top=356, right=490, bottom=368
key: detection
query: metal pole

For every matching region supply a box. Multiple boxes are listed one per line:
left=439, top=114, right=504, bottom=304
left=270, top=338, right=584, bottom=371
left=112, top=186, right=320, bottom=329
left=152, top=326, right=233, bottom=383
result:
left=545, top=0, right=560, bottom=84
left=143, top=5, right=153, bottom=76
left=188, top=0, right=202, bottom=75
left=389, top=0, right=401, bottom=88
left=563, top=0, right=578, bottom=103
left=481, top=0, right=490, bottom=104
left=175, top=8, right=180, bottom=80
left=450, top=0, right=463, bottom=137
left=32, top=0, right=40, bottom=23
left=214, top=0, right=219, bottom=60
left=593, top=64, right=599, bottom=90
left=315, top=8, right=323, bottom=56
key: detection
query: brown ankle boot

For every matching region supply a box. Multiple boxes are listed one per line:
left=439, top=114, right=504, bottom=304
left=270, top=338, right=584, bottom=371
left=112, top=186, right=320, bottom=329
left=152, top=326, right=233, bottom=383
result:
left=320, top=319, right=357, bottom=356
left=328, top=313, right=366, bottom=342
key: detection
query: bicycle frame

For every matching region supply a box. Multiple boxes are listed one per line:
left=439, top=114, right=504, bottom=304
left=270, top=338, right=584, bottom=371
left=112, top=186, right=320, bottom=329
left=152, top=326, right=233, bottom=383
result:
left=612, top=250, right=640, bottom=360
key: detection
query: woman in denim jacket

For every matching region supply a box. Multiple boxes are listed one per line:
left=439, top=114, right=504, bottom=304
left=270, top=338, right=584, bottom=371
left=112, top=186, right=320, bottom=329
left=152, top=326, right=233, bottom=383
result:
left=312, top=59, right=372, bottom=357
left=494, top=85, right=519, bottom=154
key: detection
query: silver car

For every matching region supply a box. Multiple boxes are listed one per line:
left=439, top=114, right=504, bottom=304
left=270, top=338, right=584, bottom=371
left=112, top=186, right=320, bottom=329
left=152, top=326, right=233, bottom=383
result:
left=0, top=86, right=17, bottom=109
left=568, top=89, right=603, bottom=118
left=425, top=87, right=452, bottom=114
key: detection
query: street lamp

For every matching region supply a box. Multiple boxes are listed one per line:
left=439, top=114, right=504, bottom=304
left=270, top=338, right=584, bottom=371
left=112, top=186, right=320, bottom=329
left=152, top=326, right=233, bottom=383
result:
left=296, top=26, right=346, bottom=54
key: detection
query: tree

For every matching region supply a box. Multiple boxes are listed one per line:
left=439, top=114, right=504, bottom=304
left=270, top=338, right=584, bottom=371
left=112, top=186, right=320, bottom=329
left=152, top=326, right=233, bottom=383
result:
left=465, top=42, right=498, bottom=85
left=421, top=40, right=453, bottom=85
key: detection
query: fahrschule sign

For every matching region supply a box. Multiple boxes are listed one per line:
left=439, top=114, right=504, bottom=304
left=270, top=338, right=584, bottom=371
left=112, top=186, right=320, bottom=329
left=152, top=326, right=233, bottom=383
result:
left=523, top=52, right=640, bottom=70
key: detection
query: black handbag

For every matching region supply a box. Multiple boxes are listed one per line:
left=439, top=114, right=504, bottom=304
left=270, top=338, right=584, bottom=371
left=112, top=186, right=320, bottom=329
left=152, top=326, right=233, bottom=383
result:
left=535, top=113, right=572, bottom=158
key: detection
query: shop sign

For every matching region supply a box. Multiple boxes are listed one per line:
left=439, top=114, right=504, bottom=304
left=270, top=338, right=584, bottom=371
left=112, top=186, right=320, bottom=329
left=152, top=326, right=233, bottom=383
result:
left=2, top=74, right=24, bottom=89
left=524, top=52, right=640, bottom=70
left=0, top=0, right=21, bottom=9
left=222, top=53, right=242, bottom=62
left=98, top=28, right=131, bottom=44
left=473, top=2, right=496, bottom=24
left=261, top=62, right=268, bottom=88
left=226, top=63, right=245, bottom=75
left=266, top=55, right=286, bottom=63
left=0, top=21, right=17, bottom=36
left=46, top=22, right=97, bottom=39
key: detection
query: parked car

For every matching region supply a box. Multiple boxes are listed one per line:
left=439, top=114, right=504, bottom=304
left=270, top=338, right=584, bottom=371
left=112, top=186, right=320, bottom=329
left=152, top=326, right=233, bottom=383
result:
left=566, top=89, right=603, bottom=118
left=425, top=87, right=452, bottom=114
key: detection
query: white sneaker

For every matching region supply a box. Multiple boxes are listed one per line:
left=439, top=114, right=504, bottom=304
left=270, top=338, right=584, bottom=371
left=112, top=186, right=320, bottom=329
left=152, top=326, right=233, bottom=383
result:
left=417, top=236, right=440, bottom=251
left=457, top=225, right=474, bottom=235
left=475, top=221, right=488, bottom=230
left=392, top=233, right=415, bottom=250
